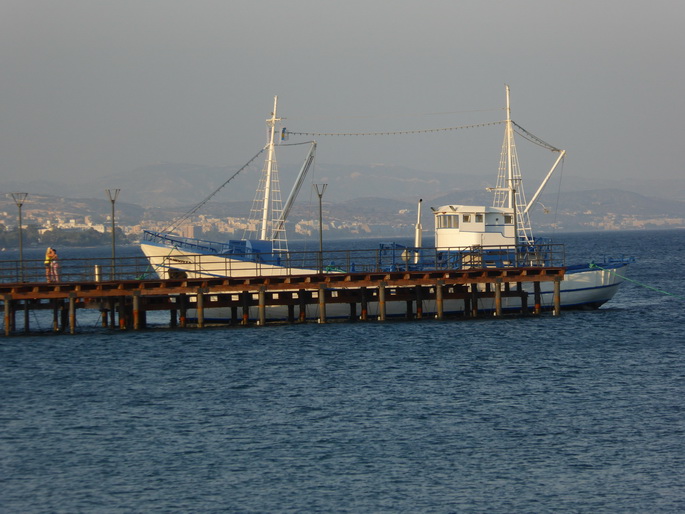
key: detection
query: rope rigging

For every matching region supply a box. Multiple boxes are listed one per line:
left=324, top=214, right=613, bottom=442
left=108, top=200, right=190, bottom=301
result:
left=285, top=120, right=505, bottom=138
left=160, top=113, right=563, bottom=235
left=590, top=263, right=685, bottom=301
left=512, top=121, right=562, bottom=152
left=286, top=119, right=563, bottom=155
left=162, top=146, right=266, bottom=234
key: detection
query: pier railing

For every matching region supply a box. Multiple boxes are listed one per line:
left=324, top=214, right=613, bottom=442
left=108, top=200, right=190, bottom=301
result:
left=0, top=242, right=565, bottom=284
left=0, top=255, right=152, bottom=284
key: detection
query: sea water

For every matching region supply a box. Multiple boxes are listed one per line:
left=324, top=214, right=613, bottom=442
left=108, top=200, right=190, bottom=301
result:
left=1, top=230, right=684, bottom=512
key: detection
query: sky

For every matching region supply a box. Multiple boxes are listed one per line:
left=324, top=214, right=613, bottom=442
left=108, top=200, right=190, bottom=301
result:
left=1, top=0, right=684, bottom=196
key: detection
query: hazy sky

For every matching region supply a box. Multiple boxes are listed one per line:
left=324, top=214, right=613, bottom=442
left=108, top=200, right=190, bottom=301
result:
left=1, top=0, right=683, bottom=192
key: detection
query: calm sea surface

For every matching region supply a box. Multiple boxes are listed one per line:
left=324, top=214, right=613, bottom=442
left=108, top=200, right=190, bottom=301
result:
left=2, top=230, right=684, bottom=512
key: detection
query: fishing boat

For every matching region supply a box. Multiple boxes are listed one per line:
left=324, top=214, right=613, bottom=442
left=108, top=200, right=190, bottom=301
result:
left=427, top=85, right=629, bottom=310
left=140, top=89, right=629, bottom=316
left=141, top=96, right=320, bottom=279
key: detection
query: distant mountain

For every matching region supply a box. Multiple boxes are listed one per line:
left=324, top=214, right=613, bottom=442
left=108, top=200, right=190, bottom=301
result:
left=4, top=160, right=685, bottom=207
left=3, top=161, right=685, bottom=235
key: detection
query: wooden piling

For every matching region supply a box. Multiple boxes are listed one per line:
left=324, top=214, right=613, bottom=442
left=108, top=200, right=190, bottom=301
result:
left=117, top=298, right=126, bottom=330
left=318, top=283, right=327, bottom=324
left=23, top=300, right=30, bottom=334
left=436, top=280, right=444, bottom=320
left=179, top=294, right=188, bottom=328
left=133, top=293, right=141, bottom=330
left=470, top=285, right=479, bottom=318
left=196, top=291, right=205, bottom=328
left=378, top=282, right=386, bottom=321
left=69, top=295, right=76, bottom=335
left=258, top=286, right=266, bottom=326
left=495, top=278, right=502, bottom=317
left=241, top=291, right=250, bottom=325
left=415, top=285, right=423, bottom=319
left=109, top=298, right=116, bottom=329
left=360, top=287, right=368, bottom=321
left=0, top=264, right=565, bottom=335
left=298, top=289, right=307, bottom=322
left=553, top=277, right=561, bottom=316
left=4, top=296, right=10, bottom=336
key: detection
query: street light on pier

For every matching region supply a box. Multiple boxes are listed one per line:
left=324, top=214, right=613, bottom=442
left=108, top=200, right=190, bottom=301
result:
left=9, top=193, right=28, bottom=282
left=106, top=189, right=120, bottom=280
left=314, top=184, right=327, bottom=273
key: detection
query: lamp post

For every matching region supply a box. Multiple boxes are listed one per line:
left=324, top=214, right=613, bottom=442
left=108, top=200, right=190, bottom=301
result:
left=10, top=193, right=28, bottom=282
left=106, top=189, right=120, bottom=280
left=314, top=184, right=327, bottom=273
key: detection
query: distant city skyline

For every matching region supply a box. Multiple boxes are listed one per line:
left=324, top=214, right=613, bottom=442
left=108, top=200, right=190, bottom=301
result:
left=2, top=0, right=684, bottom=194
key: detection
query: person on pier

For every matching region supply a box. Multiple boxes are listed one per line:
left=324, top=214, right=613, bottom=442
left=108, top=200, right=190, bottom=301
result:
left=44, top=247, right=60, bottom=282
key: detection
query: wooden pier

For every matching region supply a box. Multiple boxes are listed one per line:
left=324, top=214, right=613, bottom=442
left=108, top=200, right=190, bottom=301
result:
left=1, top=266, right=564, bottom=335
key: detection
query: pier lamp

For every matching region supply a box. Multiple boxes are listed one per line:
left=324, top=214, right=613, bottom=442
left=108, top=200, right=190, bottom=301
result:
left=10, top=192, right=28, bottom=281
left=314, top=184, right=327, bottom=273
left=106, top=189, right=120, bottom=280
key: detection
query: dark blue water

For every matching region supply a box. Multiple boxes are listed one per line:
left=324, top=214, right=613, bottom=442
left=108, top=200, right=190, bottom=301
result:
left=2, top=230, right=685, bottom=512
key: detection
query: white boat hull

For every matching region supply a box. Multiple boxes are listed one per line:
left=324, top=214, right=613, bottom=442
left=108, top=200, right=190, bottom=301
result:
left=163, top=260, right=628, bottom=322
left=140, top=242, right=318, bottom=279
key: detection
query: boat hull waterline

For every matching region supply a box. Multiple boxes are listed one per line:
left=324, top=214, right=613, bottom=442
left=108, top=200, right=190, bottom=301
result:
left=140, top=240, right=628, bottom=320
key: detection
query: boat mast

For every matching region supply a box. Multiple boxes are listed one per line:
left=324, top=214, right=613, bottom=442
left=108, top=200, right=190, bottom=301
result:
left=260, top=96, right=281, bottom=240
left=491, top=86, right=534, bottom=245
left=506, top=85, right=514, bottom=210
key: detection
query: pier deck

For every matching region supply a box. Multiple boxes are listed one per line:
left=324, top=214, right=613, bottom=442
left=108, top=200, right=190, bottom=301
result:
left=1, top=266, right=564, bottom=335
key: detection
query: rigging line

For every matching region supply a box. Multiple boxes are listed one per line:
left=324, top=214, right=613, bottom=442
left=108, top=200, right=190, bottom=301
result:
left=589, top=263, right=685, bottom=301
left=286, top=120, right=505, bottom=137
left=511, top=121, right=562, bottom=152
left=552, top=157, right=564, bottom=236
left=278, top=140, right=317, bottom=147
left=162, top=147, right=267, bottom=234
left=289, top=107, right=505, bottom=122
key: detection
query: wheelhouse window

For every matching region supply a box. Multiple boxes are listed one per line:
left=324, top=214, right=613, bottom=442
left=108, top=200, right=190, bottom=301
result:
left=475, top=214, right=483, bottom=223
left=504, top=215, right=513, bottom=224
left=437, top=214, right=459, bottom=229
left=462, top=214, right=471, bottom=223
